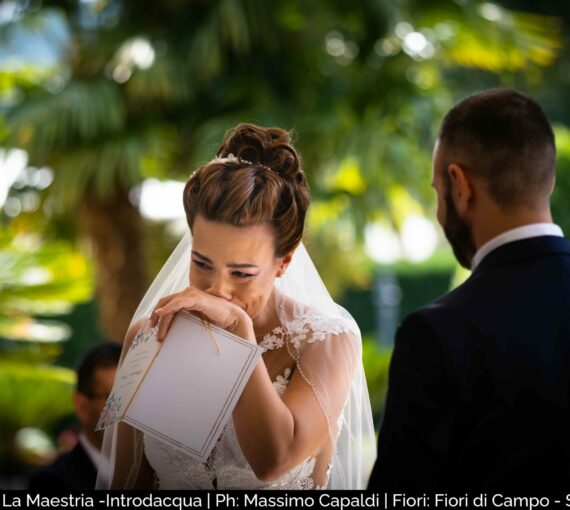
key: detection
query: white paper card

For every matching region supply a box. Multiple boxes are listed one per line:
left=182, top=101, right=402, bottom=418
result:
left=96, top=321, right=160, bottom=431
left=123, top=312, right=262, bottom=462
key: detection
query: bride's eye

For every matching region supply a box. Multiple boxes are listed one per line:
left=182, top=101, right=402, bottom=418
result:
left=193, top=259, right=212, bottom=271
left=233, top=271, right=255, bottom=279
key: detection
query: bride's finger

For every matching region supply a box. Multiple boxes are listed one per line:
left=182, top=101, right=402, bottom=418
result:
left=153, top=297, right=200, bottom=341
left=150, top=293, right=180, bottom=326
left=156, top=311, right=176, bottom=342
left=155, top=295, right=197, bottom=318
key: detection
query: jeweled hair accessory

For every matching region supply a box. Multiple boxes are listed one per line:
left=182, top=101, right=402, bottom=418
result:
left=211, top=153, right=275, bottom=173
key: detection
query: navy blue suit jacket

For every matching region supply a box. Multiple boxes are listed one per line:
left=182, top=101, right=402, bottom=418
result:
left=29, top=442, right=97, bottom=491
left=369, top=235, right=570, bottom=491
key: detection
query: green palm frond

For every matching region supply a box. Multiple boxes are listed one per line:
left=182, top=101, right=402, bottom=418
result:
left=8, top=80, right=126, bottom=158
left=49, top=124, right=176, bottom=207
left=307, top=101, right=437, bottom=228
left=188, top=0, right=274, bottom=82
left=126, top=53, right=193, bottom=107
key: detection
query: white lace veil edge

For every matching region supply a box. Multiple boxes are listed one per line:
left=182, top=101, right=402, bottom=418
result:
left=97, top=231, right=376, bottom=489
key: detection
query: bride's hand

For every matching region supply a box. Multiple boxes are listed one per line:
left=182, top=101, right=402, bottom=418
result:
left=150, top=287, right=255, bottom=343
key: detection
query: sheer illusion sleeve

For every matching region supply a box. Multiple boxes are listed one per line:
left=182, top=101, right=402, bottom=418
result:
left=294, top=328, right=358, bottom=428
left=272, top=242, right=376, bottom=488
left=290, top=328, right=360, bottom=487
left=266, top=299, right=375, bottom=488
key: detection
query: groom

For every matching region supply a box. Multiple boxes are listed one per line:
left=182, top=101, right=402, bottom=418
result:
left=368, top=89, right=570, bottom=491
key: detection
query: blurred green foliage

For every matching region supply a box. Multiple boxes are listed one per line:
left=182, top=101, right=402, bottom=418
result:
left=362, top=338, right=391, bottom=424
left=0, top=362, right=74, bottom=433
left=0, top=225, right=91, bottom=476
left=0, top=225, right=92, bottom=346
left=551, top=125, right=570, bottom=235
left=1, top=1, right=566, bottom=336
left=0, top=361, right=74, bottom=472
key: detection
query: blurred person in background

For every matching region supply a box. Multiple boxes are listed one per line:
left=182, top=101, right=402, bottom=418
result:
left=29, top=342, right=121, bottom=491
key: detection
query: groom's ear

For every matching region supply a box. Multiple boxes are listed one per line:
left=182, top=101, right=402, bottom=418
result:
left=276, top=252, right=293, bottom=277
left=448, top=163, right=474, bottom=216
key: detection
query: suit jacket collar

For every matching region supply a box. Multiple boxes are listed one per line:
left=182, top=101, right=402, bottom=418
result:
left=473, top=235, right=570, bottom=275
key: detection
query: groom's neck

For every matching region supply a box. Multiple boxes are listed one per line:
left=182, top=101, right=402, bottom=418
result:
left=471, top=202, right=554, bottom=250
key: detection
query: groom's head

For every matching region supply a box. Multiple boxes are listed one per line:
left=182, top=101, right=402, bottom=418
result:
left=432, top=89, right=556, bottom=269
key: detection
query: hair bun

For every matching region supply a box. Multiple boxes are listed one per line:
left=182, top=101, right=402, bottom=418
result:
left=216, top=123, right=303, bottom=182
left=185, top=122, right=311, bottom=256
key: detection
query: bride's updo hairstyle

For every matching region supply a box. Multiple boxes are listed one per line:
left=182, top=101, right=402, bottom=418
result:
left=183, top=123, right=310, bottom=257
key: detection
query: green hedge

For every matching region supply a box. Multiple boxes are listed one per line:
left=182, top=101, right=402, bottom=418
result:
left=342, top=257, right=455, bottom=427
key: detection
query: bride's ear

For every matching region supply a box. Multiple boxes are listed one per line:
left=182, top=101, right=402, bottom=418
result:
left=276, top=252, right=293, bottom=277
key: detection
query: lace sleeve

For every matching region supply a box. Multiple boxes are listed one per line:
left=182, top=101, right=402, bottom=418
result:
left=289, top=323, right=360, bottom=441
left=277, top=311, right=366, bottom=488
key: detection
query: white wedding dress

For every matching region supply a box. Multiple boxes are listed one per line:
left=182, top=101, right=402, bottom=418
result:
left=97, top=236, right=376, bottom=489
left=143, top=309, right=355, bottom=490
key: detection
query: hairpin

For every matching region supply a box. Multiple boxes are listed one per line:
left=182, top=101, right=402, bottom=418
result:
left=211, top=153, right=275, bottom=173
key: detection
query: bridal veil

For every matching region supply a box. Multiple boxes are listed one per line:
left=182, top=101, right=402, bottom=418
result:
left=97, top=231, right=376, bottom=489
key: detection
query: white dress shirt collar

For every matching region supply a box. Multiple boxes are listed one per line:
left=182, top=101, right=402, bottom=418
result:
left=78, top=433, right=109, bottom=479
left=471, top=223, right=563, bottom=271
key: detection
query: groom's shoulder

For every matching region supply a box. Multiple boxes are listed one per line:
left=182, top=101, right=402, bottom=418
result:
left=401, top=275, right=478, bottom=330
left=405, top=240, right=568, bottom=325
left=414, top=277, right=471, bottom=313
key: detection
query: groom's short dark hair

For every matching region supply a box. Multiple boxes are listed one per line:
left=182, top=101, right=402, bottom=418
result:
left=437, top=89, right=555, bottom=208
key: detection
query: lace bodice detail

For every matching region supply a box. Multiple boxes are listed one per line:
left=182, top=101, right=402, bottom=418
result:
left=258, top=309, right=354, bottom=352
left=144, top=367, right=316, bottom=489
left=143, top=310, right=354, bottom=490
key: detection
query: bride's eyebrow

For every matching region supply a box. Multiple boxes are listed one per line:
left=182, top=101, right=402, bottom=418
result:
left=192, top=250, right=258, bottom=269
left=192, top=250, right=213, bottom=264
left=227, top=262, right=258, bottom=269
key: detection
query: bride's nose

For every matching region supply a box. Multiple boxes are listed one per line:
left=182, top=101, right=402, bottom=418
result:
left=206, top=276, right=233, bottom=301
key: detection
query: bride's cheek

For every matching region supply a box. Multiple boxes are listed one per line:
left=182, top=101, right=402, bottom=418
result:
left=189, top=271, right=206, bottom=292
left=237, top=294, right=257, bottom=317
left=251, top=295, right=268, bottom=318
left=231, top=295, right=248, bottom=313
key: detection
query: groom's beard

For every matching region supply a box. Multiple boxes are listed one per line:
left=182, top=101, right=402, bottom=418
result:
left=443, top=192, right=477, bottom=270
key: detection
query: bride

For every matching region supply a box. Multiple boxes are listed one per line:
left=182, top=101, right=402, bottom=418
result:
left=98, top=123, right=376, bottom=489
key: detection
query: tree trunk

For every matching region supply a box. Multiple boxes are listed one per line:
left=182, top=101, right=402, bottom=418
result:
left=81, top=186, right=148, bottom=341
